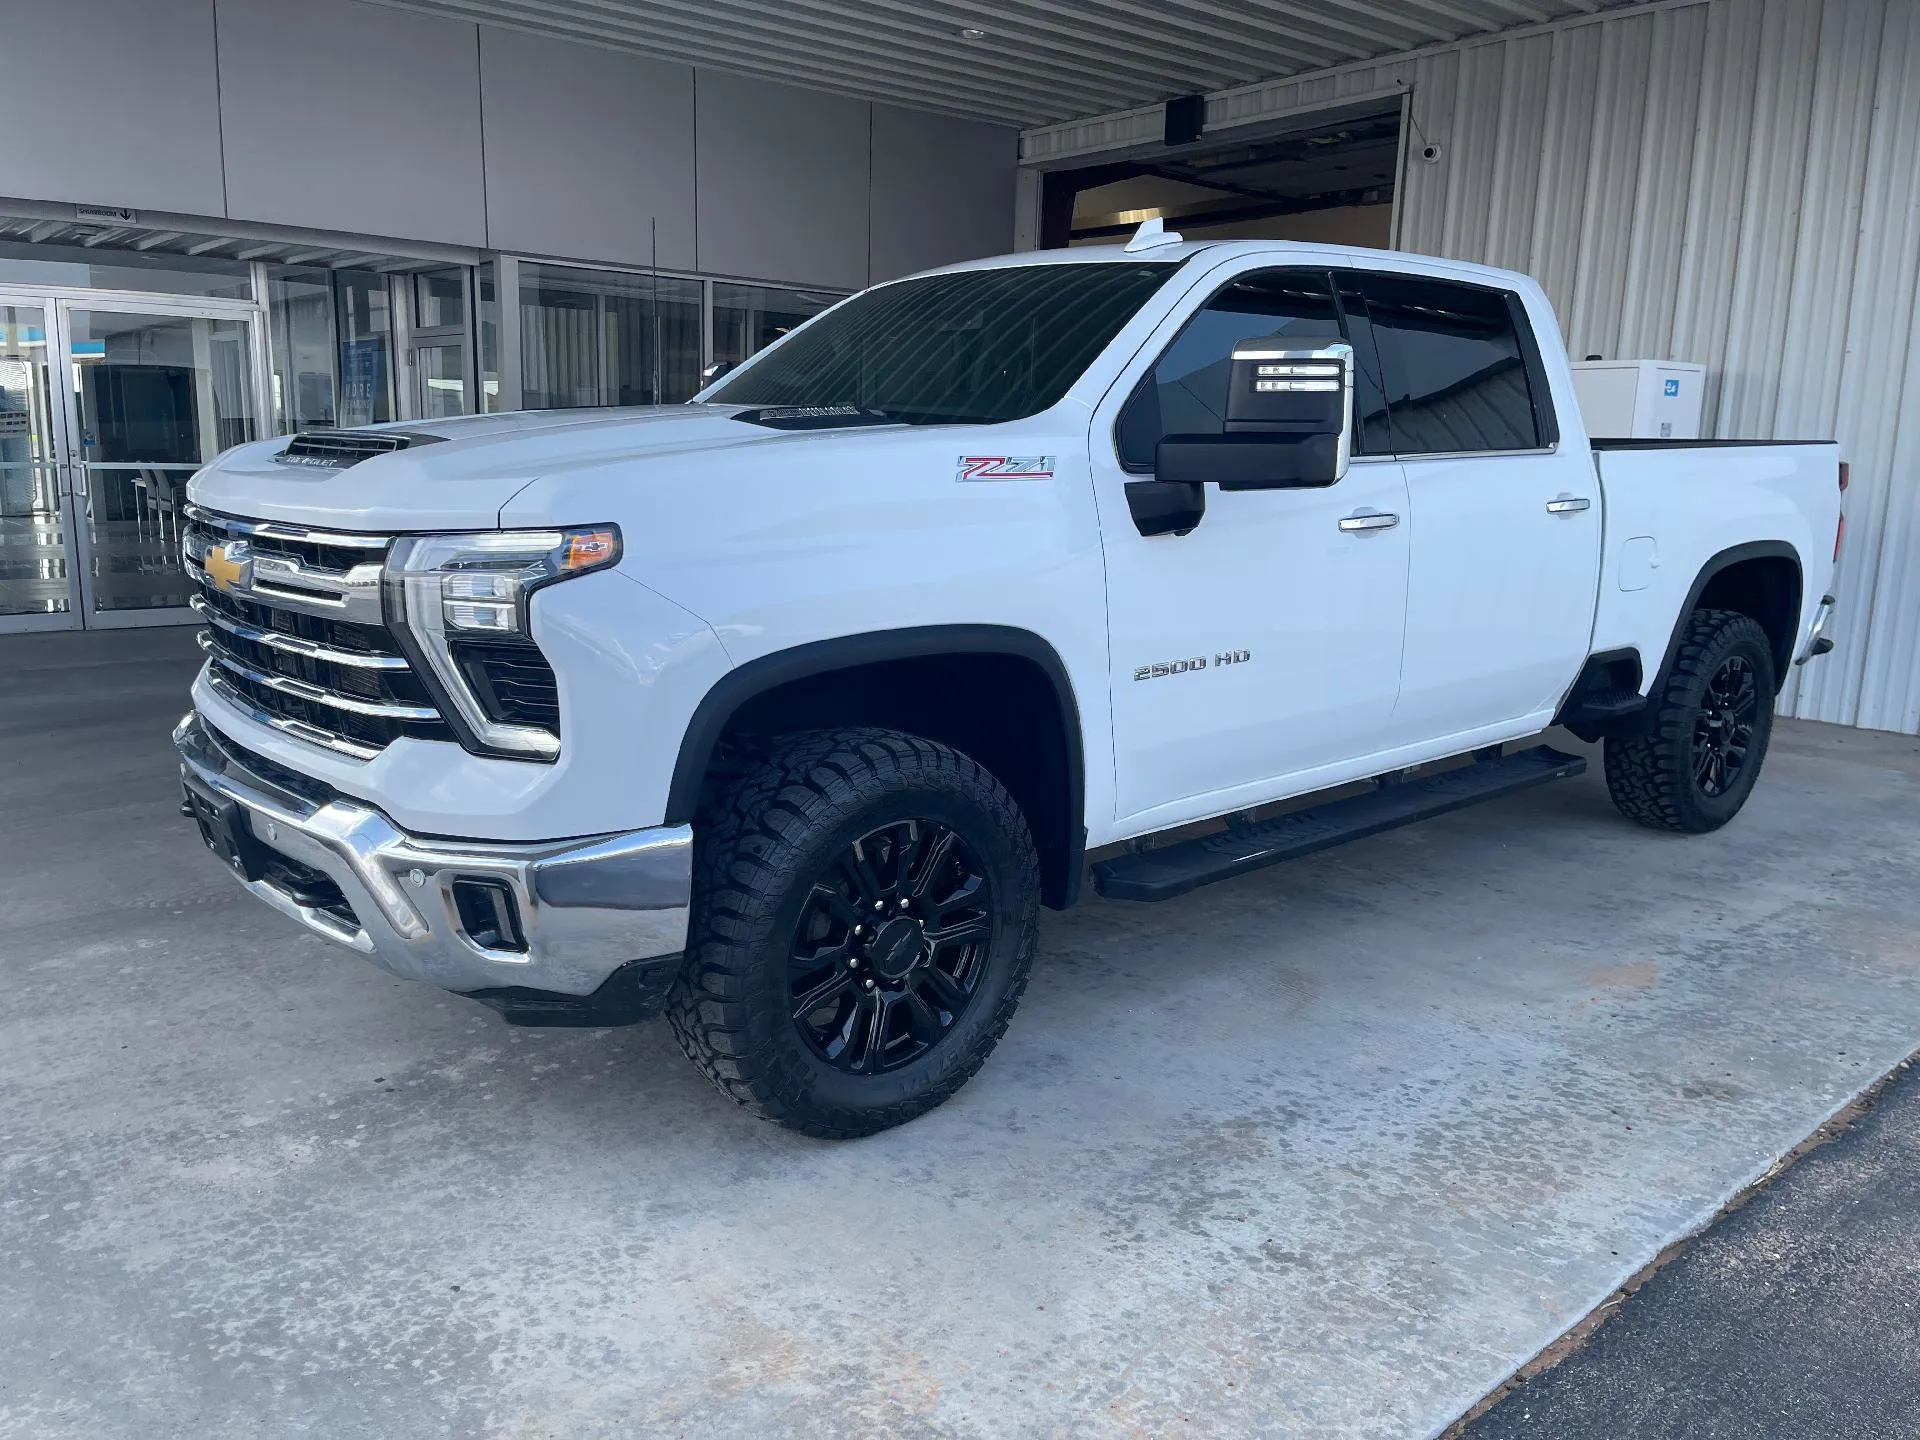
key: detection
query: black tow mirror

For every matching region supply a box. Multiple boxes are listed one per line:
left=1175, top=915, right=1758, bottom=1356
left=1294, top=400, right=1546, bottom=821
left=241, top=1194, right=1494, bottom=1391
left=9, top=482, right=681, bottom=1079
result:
left=1214, top=335, right=1353, bottom=487
left=1156, top=431, right=1344, bottom=489
left=1125, top=337, right=1355, bottom=537
left=1124, top=478, right=1205, bottom=537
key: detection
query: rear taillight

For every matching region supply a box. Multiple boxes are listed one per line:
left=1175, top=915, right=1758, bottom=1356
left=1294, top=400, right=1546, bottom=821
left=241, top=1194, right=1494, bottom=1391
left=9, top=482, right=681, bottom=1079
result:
left=1836, top=461, right=1849, bottom=560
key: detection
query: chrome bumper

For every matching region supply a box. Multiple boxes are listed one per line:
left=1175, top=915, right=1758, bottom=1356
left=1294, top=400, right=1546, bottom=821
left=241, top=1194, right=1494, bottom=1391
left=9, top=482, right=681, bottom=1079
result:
left=173, top=711, right=691, bottom=998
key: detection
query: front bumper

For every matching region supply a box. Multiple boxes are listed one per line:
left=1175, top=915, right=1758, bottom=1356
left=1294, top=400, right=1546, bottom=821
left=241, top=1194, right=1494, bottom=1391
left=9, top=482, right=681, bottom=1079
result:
left=173, top=711, right=691, bottom=1007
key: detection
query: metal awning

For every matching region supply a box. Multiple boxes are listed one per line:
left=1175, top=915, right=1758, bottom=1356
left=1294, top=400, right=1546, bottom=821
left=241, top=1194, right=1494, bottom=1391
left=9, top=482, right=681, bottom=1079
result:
left=0, top=206, right=478, bottom=273
left=371, top=0, right=1641, bottom=126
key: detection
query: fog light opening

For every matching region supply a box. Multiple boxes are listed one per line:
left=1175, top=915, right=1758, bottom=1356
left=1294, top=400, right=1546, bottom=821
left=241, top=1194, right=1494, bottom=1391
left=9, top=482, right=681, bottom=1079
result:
left=452, top=877, right=527, bottom=954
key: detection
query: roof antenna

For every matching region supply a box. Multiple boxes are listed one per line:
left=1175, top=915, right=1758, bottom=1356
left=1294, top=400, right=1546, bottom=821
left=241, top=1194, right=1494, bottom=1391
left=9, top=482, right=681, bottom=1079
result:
left=649, top=216, right=662, bottom=406
left=1125, top=216, right=1184, bottom=253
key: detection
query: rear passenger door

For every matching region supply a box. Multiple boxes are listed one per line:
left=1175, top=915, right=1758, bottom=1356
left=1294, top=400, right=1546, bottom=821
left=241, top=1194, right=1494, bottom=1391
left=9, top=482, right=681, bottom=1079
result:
left=1354, top=271, right=1600, bottom=748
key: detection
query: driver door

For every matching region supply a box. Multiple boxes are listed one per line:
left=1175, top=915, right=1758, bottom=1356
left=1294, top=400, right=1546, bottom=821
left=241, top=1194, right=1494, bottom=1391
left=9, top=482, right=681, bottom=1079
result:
left=1090, top=265, right=1411, bottom=834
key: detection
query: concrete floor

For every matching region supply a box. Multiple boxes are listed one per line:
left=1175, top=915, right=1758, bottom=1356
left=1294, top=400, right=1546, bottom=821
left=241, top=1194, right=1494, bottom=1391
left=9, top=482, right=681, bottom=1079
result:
left=4, top=628, right=1920, bottom=1439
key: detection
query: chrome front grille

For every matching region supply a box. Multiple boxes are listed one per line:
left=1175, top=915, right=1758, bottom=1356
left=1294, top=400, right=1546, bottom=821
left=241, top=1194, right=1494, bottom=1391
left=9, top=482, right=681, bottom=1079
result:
left=183, top=507, right=454, bottom=759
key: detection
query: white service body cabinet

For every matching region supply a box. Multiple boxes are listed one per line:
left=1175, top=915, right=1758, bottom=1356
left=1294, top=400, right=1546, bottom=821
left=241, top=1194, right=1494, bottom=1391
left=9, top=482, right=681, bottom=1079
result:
left=1569, top=360, right=1706, bottom=440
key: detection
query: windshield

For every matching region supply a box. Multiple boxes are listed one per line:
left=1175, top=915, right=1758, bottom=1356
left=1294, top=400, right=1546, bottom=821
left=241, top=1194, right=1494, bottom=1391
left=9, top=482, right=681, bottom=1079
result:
left=707, top=262, right=1178, bottom=425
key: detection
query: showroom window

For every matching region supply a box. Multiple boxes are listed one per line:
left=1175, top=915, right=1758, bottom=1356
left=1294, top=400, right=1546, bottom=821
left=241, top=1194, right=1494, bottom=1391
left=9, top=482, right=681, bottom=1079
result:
left=259, top=255, right=846, bottom=430
left=261, top=264, right=399, bottom=434
left=519, top=262, right=703, bottom=408
left=477, top=262, right=501, bottom=412
left=335, top=271, right=397, bottom=429
left=711, top=282, right=840, bottom=372
left=265, top=266, right=338, bottom=433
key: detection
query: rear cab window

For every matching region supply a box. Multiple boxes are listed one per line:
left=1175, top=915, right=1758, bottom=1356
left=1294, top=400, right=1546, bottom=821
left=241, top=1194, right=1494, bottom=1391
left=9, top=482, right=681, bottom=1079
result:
left=1355, top=273, right=1554, bottom=455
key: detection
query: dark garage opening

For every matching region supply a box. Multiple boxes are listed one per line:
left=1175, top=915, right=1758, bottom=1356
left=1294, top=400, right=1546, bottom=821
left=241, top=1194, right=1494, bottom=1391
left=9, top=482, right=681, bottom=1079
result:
left=1039, top=102, right=1403, bottom=251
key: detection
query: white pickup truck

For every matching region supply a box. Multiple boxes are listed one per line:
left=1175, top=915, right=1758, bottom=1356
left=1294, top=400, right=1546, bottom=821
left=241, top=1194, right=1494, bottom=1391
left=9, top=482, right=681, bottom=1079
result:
left=173, top=225, right=1844, bottom=1136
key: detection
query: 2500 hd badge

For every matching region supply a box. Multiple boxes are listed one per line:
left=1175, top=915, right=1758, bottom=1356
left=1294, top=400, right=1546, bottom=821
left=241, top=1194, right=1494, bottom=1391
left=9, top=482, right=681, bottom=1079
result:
left=1134, top=650, right=1252, bottom=681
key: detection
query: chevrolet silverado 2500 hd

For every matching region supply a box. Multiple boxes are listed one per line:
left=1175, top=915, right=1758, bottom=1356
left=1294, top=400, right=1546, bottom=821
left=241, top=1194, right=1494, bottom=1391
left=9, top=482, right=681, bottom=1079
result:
left=173, top=226, right=1844, bottom=1136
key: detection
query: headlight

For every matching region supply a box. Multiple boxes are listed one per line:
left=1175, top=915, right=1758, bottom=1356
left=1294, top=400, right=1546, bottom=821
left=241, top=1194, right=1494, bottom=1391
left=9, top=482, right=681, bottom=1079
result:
left=384, top=526, right=620, bottom=761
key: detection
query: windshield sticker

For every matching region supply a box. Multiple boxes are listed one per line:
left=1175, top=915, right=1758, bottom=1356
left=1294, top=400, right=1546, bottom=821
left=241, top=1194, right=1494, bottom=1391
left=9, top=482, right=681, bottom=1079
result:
left=957, top=455, right=1056, bottom=482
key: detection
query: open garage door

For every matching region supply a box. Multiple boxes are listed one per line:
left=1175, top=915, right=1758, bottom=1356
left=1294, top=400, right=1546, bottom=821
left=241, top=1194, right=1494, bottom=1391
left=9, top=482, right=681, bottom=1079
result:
left=1039, top=102, right=1403, bottom=251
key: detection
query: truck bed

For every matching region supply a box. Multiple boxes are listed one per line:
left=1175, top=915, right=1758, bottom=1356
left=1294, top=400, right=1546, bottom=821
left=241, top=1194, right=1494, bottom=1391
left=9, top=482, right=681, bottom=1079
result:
left=1587, top=440, right=1843, bottom=693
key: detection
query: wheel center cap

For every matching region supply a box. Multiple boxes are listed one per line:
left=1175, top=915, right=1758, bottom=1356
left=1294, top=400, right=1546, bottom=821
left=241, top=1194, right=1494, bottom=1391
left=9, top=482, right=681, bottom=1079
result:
left=868, top=916, right=925, bottom=980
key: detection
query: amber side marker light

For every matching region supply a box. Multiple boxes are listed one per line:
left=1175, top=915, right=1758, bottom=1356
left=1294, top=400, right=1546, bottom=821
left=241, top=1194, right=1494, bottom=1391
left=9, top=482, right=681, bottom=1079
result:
left=564, top=529, right=619, bottom=573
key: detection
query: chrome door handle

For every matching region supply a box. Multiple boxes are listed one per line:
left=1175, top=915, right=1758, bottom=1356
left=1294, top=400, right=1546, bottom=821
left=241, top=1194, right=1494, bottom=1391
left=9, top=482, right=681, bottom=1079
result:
left=1338, top=510, right=1400, bottom=533
left=1546, top=495, right=1592, bottom=514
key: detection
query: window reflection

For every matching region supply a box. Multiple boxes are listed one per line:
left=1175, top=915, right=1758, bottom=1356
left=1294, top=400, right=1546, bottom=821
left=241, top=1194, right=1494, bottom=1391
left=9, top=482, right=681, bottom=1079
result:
left=519, top=263, right=702, bottom=408
left=712, top=282, right=840, bottom=371
left=413, top=269, right=465, bottom=330
left=334, top=272, right=394, bottom=429
left=68, top=309, right=256, bottom=612
left=1357, top=274, right=1541, bottom=454
left=266, top=266, right=337, bottom=433
left=261, top=257, right=850, bottom=426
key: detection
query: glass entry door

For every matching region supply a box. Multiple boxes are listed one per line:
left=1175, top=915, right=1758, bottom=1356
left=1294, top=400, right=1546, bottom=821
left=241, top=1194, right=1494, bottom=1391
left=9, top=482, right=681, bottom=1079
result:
left=0, top=301, right=74, bottom=628
left=0, top=290, right=262, bottom=631
left=403, top=268, right=472, bottom=420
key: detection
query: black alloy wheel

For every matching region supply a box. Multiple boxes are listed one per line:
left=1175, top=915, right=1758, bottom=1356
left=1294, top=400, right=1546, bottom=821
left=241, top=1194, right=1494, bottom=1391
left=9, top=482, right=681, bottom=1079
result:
left=790, top=819, right=993, bottom=1075
left=1692, top=653, right=1758, bottom=798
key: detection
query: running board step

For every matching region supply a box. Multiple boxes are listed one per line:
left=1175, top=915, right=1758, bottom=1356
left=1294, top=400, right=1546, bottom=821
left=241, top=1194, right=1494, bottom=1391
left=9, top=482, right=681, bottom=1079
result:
left=1091, top=745, right=1588, bottom=902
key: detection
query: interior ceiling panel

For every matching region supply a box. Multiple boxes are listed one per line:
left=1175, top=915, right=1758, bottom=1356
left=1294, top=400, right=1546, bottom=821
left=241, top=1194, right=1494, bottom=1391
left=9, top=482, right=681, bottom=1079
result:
left=367, top=0, right=1644, bottom=127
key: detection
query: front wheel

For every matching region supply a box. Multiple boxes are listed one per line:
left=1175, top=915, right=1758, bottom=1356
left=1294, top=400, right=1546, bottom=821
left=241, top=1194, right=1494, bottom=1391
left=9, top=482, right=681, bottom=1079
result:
left=667, top=728, right=1040, bottom=1138
left=1604, top=608, right=1777, bottom=834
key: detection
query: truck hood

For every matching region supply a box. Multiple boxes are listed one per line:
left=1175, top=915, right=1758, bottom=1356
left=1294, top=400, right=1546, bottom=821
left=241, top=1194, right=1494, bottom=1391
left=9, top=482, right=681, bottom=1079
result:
left=188, top=405, right=781, bottom=532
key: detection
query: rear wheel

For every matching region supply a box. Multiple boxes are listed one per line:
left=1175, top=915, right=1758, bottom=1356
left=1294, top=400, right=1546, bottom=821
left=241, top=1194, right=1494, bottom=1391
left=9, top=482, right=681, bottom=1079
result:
left=1604, top=608, right=1777, bottom=834
left=667, top=727, right=1039, bottom=1138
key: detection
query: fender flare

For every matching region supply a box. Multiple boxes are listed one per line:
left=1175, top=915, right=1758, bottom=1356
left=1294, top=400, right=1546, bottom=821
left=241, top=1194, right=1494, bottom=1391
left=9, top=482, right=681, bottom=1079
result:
left=664, top=624, right=1087, bottom=900
left=1646, top=540, right=1803, bottom=704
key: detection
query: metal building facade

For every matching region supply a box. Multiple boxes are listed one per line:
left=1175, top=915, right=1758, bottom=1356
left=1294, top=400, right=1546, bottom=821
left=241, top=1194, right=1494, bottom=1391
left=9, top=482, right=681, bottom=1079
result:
left=1024, top=0, right=1920, bottom=735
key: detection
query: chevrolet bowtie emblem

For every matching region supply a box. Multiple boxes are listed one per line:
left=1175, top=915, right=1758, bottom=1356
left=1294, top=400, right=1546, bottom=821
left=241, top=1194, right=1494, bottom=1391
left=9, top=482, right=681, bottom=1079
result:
left=203, top=541, right=252, bottom=594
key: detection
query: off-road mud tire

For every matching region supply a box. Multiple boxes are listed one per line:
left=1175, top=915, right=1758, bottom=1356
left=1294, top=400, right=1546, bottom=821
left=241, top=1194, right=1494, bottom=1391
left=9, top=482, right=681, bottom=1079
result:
left=1604, top=608, right=1777, bottom=834
left=666, top=727, right=1040, bottom=1138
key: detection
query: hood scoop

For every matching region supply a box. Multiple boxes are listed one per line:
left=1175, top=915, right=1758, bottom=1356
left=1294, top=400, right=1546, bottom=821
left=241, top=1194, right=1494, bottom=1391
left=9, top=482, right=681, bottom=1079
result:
left=273, top=429, right=448, bottom=470
left=729, top=405, right=897, bottom=431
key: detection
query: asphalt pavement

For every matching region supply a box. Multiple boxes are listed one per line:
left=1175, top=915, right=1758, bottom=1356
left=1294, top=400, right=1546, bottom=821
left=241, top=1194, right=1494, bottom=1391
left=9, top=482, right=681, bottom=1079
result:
left=1466, top=1057, right=1920, bottom=1439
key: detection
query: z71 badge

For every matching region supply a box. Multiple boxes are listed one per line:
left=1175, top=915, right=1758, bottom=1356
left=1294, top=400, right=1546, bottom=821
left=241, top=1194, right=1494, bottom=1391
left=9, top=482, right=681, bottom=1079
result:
left=957, top=455, right=1056, bottom=482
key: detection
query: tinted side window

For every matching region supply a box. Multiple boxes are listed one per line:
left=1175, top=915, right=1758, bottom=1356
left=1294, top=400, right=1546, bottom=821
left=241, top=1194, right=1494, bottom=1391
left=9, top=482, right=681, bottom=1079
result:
left=1334, top=277, right=1393, bottom=456
left=1358, top=274, right=1542, bottom=455
left=1116, top=269, right=1340, bottom=471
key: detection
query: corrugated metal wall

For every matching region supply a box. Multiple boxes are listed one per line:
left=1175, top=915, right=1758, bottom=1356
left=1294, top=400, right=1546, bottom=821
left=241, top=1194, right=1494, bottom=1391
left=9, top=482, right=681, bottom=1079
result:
left=1025, top=0, right=1920, bottom=734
